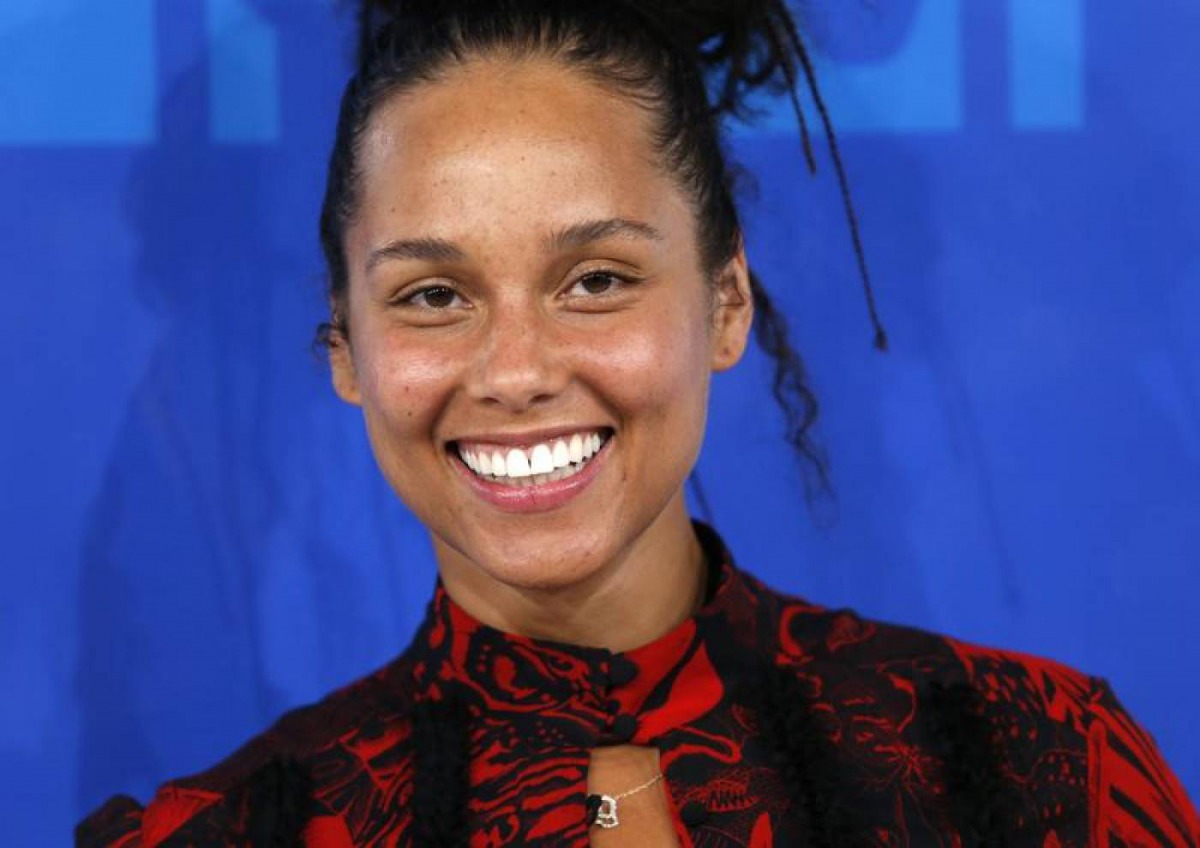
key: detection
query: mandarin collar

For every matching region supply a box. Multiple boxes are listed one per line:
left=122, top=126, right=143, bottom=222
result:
left=406, top=524, right=760, bottom=744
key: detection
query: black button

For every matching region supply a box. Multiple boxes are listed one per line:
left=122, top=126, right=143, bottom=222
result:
left=607, top=655, right=638, bottom=687
left=609, top=713, right=638, bottom=743
left=680, top=800, right=709, bottom=826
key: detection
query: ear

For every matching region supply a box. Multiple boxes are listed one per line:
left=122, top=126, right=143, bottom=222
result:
left=709, top=247, right=754, bottom=372
left=327, top=317, right=362, bottom=406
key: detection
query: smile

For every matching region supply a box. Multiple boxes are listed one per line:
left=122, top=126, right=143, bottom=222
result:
left=453, top=430, right=610, bottom=488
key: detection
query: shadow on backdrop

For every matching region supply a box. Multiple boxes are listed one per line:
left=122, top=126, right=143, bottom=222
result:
left=74, top=2, right=424, bottom=815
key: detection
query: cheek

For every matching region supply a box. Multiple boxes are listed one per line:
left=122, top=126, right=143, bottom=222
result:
left=579, top=298, right=712, bottom=428
left=353, top=332, right=462, bottom=448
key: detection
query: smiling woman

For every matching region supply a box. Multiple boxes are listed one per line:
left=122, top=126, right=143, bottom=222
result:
left=328, top=56, right=745, bottom=647
left=77, top=1, right=1199, bottom=846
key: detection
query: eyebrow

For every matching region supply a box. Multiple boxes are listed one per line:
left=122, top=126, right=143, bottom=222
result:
left=544, top=217, right=664, bottom=252
left=365, top=217, right=663, bottom=273
left=366, top=237, right=466, bottom=271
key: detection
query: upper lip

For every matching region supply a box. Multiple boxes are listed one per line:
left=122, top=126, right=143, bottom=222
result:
left=448, top=425, right=611, bottom=449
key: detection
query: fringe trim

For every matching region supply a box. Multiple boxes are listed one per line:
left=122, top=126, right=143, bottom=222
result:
left=234, top=675, right=1016, bottom=846
left=751, top=665, right=857, bottom=846
left=926, top=680, right=1025, bottom=845
left=410, top=696, right=472, bottom=847
left=751, top=665, right=1018, bottom=846
left=244, top=755, right=314, bottom=847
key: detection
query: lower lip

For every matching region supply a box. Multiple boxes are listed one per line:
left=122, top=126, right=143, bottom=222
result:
left=451, top=439, right=610, bottom=513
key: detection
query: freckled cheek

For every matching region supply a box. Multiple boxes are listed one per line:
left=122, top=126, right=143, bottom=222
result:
left=578, top=313, right=711, bottom=423
left=356, top=338, right=464, bottom=436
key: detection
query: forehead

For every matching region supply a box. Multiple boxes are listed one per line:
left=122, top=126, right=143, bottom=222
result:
left=351, top=56, right=692, bottom=249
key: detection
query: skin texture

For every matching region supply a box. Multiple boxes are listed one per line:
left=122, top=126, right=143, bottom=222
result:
left=330, top=55, right=753, bottom=652
left=586, top=746, right=679, bottom=846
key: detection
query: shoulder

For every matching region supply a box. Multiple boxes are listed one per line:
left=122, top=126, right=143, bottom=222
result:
left=76, top=653, right=420, bottom=848
left=741, top=565, right=1095, bottom=696
left=743, top=569, right=1200, bottom=844
left=179, top=651, right=420, bottom=794
left=941, top=634, right=1198, bottom=844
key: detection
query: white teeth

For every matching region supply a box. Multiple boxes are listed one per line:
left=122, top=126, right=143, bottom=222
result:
left=529, top=443, right=555, bottom=475
left=505, top=448, right=531, bottom=478
left=459, top=432, right=608, bottom=485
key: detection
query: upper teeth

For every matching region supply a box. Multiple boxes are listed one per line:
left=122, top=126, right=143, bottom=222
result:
left=458, top=432, right=605, bottom=480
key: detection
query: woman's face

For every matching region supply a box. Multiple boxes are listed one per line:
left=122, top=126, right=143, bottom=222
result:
left=332, top=56, right=752, bottom=593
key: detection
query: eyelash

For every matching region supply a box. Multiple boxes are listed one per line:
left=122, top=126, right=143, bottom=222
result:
left=392, top=270, right=635, bottom=312
left=398, top=284, right=464, bottom=310
left=564, top=270, right=642, bottom=301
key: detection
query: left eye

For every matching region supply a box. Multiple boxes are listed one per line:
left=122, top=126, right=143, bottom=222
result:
left=568, top=272, right=622, bottom=296
left=405, top=285, right=463, bottom=309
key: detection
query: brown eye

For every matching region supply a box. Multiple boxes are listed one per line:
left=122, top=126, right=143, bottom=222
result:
left=409, top=285, right=461, bottom=309
left=574, top=272, right=618, bottom=295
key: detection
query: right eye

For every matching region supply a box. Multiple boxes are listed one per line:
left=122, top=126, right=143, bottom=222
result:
left=400, top=284, right=465, bottom=310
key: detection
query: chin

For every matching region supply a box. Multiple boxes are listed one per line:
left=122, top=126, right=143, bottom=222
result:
left=446, top=525, right=620, bottom=593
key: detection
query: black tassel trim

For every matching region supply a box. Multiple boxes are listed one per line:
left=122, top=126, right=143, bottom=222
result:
left=751, top=664, right=858, bottom=847
left=410, top=696, right=472, bottom=848
left=925, top=681, right=1024, bottom=846
left=243, top=755, right=315, bottom=847
left=753, top=666, right=1025, bottom=846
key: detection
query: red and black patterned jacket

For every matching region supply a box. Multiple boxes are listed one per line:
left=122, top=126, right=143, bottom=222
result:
left=79, top=526, right=1199, bottom=846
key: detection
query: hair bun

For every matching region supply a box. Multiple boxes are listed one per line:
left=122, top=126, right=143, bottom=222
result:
left=679, top=0, right=802, bottom=115
left=635, top=0, right=772, bottom=48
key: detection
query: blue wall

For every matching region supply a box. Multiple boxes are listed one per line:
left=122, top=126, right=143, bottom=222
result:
left=1, top=2, right=1196, bottom=842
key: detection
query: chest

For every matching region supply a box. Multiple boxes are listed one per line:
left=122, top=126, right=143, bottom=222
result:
left=307, top=680, right=1093, bottom=847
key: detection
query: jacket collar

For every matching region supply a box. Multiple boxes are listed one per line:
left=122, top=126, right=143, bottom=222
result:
left=406, top=523, right=766, bottom=744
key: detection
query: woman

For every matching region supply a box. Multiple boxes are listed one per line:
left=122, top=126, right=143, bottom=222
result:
left=79, top=0, right=1198, bottom=845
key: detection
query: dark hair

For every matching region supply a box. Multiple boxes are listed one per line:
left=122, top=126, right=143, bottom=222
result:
left=317, top=0, right=888, bottom=498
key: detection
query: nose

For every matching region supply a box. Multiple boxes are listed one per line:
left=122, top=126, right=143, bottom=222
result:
left=466, top=301, right=568, bottom=412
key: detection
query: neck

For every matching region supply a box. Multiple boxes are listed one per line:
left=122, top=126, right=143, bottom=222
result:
left=433, top=496, right=707, bottom=651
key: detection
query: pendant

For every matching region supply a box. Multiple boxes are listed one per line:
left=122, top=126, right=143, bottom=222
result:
left=594, top=794, right=620, bottom=828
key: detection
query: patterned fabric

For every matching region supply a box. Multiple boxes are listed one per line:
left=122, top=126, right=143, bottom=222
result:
left=78, top=525, right=1199, bottom=847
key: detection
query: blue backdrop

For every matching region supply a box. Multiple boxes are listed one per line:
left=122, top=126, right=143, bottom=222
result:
left=2, top=2, right=1196, bottom=843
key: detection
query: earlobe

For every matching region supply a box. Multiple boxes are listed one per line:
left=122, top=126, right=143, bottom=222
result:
left=329, top=337, right=363, bottom=406
left=710, top=249, right=754, bottom=372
